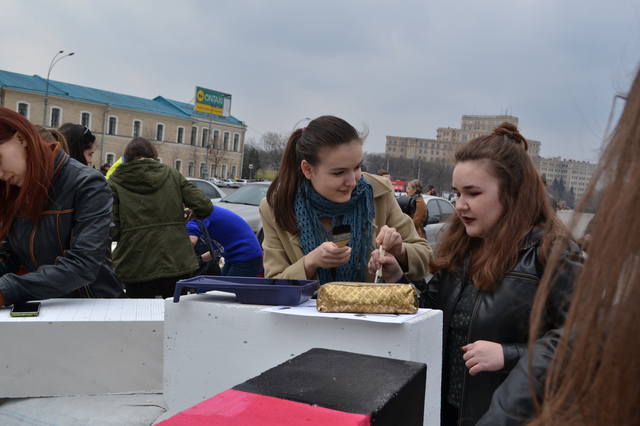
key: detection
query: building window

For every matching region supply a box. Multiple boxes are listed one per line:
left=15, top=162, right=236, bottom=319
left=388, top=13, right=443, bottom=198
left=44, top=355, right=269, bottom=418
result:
left=202, top=128, right=209, bottom=147
left=175, top=160, right=182, bottom=173
left=133, top=120, right=142, bottom=138
left=50, top=107, right=61, bottom=128
left=177, top=126, right=185, bottom=144
left=80, top=112, right=91, bottom=128
left=213, top=130, right=219, bottom=146
left=223, top=132, right=229, bottom=150
left=17, top=102, right=29, bottom=118
left=200, top=163, right=207, bottom=178
left=233, top=133, right=240, bottom=152
left=156, top=123, right=164, bottom=141
left=221, top=165, right=227, bottom=178
left=188, top=162, right=195, bottom=177
left=190, top=126, right=197, bottom=146
left=106, top=152, right=116, bottom=166
left=231, top=166, right=236, bottom=178
left=107, top=116, right=117, bottom=135
left=210, top=165, right=216, bottom=178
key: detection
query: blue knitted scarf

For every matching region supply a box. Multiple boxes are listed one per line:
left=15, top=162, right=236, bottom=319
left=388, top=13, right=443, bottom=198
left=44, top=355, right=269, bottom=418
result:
left=294, top=176, right=375, bottom=283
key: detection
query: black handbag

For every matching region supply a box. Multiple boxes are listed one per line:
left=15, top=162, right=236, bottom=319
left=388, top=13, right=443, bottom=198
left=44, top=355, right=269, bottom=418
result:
left=193, top=220, right=224, bottom=276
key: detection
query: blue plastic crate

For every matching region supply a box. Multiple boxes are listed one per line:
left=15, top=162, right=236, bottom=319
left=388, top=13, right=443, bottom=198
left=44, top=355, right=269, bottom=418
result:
left=173, top=276, right=320, bottom=305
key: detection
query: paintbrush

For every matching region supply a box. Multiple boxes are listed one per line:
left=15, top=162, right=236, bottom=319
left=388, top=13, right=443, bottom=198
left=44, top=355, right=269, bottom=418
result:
left=374, top=246, right=385, bottom=283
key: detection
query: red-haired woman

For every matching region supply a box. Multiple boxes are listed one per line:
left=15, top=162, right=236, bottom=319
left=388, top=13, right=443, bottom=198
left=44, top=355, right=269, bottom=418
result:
left=370, top=123, right=579, bottom=425
left=0, top=107, right=124, bottom=306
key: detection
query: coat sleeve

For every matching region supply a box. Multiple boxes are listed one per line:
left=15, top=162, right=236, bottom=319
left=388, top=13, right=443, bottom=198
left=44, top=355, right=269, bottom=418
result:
left=259, top=200, right=308, bottom=280
left=0, top=240, right=17, bottom=277
left=382, top=190, right=432, bottom=280
left=180, top=174, right=213, bottom=219
left=0, top=171, right=117, bottom=304
left=477, top=329, right=563, bottom=426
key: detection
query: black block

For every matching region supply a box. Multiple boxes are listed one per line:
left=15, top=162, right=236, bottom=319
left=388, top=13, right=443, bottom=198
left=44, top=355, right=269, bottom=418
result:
left=233, top=348, right=427, bottom=426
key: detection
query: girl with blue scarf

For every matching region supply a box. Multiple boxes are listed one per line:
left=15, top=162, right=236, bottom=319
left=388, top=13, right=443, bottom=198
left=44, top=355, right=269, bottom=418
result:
left=259, top=115, right=431, bottom=284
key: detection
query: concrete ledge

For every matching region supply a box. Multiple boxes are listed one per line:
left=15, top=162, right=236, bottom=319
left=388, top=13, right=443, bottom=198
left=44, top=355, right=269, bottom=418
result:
left=0, top=299, right=164, bottom=397
left=163, top=292, right=442, bottom=426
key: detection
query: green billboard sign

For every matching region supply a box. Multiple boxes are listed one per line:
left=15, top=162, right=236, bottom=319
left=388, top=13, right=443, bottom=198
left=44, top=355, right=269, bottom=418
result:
left=194, top=86, right=231, bottom=116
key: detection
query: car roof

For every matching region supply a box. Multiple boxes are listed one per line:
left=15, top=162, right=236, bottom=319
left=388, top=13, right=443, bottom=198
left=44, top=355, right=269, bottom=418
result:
left=422, top=194, right=452, bottom=203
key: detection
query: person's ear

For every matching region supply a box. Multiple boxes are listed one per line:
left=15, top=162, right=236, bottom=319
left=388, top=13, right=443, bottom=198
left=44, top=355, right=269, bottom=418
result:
left=300, top=160, right=313, bottom=180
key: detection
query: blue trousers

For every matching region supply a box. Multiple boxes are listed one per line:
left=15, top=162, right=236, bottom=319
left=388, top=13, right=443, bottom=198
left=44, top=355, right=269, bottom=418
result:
left=221, top=256, right=264, bottom=277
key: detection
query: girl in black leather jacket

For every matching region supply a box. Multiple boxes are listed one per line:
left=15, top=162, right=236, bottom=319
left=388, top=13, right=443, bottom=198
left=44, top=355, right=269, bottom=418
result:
left=0, top=107, right=124, bottom=306
left=370, top=122, right=575, bottom=425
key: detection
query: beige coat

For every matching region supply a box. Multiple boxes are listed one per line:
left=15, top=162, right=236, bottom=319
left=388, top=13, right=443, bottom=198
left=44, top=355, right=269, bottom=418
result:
left=259, top=173, right=432, bottom=281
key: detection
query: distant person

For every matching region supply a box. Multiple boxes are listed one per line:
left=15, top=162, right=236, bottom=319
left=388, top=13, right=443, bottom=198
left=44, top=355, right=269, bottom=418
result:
left=100, top=163, right=110, bottom=176
left=36, top=125, right=69, bottom=153
left=405, top=179, right=427, bottom=238
left=0, top=107, right=124, bottom=305
left=377, top=169, right=391, bottom=180
left=109, top=137, right=212, bottom=298
left=187, top=206, right=263, bottom=277
left=426, top=185, right=437, bottom=196
left=59, top=123, right=96, bottom=167
left=260, top=115, right=431, bottom=283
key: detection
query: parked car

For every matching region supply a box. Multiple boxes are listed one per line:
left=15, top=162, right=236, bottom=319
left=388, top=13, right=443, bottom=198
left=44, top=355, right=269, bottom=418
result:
left=234, top=179, right=249, bottom=186
left=422, top=195, right=455, bottom=254
left=186, top=177, right=226, bottom=203
left=210, top=177, right=226, bottom=187
left=217, top=182, right=270, bottom=242
left=223, top=179, right=240, bottom=188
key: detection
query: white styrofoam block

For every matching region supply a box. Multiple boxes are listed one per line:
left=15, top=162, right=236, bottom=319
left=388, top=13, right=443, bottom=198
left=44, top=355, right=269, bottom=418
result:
left=0, top=299, right=164, bottom=397
left=163, top=292, right=443, bottom=426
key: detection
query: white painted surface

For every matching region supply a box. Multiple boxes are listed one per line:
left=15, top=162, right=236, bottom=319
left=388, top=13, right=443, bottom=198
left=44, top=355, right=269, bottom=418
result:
left=163, top=292, right=443, bottom=426
left=0, top=299, right=164, bottom=397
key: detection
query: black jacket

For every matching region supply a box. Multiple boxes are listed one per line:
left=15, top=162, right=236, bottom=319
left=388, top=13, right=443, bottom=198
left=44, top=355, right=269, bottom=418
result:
left=0, top=151, right=124, bottom=304
left=421, top=228, right=577, bottom=426
left=476, top=329, right=563, bottom=426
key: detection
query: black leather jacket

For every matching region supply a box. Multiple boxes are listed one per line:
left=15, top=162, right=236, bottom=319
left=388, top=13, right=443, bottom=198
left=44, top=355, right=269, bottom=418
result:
left=0, top=151, right=124, bottom=304
left=421, top=228, right=576, bottom=426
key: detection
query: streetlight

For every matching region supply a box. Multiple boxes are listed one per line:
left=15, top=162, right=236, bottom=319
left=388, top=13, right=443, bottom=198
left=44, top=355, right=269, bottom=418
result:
left=43, top=50, right=75, bottom=126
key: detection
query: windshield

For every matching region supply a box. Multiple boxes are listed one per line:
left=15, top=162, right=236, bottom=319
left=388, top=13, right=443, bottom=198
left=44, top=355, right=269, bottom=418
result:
left=221, top=184, right=269, bottom=205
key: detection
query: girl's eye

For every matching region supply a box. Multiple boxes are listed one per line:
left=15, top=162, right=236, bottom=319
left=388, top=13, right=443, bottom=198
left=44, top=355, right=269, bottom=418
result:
left=333, top=171, right=344, bottom=176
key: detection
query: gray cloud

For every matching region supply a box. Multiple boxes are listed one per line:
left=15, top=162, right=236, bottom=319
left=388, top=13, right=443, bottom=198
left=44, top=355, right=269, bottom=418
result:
left=1, top=0, right=638, bottom=161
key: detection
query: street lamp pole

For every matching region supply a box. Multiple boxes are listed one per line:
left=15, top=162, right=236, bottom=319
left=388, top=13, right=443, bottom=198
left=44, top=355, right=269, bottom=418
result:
left=43, top=50, right=75, bottom=126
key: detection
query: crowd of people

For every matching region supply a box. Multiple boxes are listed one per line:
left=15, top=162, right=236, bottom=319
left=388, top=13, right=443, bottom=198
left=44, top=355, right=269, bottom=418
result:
left=1, top=67, right=639, bottom=424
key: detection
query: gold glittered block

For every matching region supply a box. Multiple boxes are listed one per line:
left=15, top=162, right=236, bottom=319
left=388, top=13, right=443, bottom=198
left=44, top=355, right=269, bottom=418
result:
left=316, top=282, right=418, bottom=314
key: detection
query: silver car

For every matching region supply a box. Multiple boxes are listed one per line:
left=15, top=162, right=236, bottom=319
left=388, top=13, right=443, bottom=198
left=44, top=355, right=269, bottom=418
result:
left=186, top=178, right=226, bottom=203
left=422, top=195, right=455, bottom=253
left=217, top=182, right=270, bottom=242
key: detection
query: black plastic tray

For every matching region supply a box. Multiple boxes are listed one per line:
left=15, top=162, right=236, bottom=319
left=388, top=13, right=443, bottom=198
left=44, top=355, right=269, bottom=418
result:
left=173, top=276, right=320, bottom=305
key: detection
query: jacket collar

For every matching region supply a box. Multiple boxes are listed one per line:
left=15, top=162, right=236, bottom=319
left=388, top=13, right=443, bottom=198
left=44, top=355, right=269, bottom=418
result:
left=362, top=172, right=394, bottom=199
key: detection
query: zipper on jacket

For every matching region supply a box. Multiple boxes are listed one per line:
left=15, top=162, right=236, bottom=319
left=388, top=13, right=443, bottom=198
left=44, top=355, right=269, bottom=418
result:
left=29, top=224, right=39, bottom=268
left=55, top=214, right=65, bottom=256
left=458, top=291, right=481, bottom=426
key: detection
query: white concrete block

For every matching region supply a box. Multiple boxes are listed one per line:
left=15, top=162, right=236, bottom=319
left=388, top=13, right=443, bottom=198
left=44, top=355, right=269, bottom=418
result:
left=0, top=299, right=164, bottom=397
left=163, top=292, right=443, bottom=426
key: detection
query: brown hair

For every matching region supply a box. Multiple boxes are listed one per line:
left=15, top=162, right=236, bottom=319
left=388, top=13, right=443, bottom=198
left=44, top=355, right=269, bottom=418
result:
left=0, top=107, right=56, bottom=239
left=527, top=70, right=640, bottom=425
left=59, top=123, right=95, bottom=165
left=266, top=115, right=362, bottom=234
left=431, top=122, right=563, bottom=291
left=407, top=179, right=423, bottom=194
left=36, top=125, right=69, bottom=153
left=123, top=137, right=158, bottom=162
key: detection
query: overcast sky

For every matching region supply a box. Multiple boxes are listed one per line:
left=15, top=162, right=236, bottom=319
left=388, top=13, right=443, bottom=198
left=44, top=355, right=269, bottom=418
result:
left=2, top=0, right=639, bottom=161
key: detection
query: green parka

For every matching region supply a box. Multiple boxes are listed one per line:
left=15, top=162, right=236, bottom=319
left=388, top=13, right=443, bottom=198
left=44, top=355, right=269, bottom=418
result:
left=109, top=159, right=212, bottom=283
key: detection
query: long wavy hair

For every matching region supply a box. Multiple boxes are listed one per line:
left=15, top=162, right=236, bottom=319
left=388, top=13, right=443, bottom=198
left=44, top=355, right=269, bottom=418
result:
left=0, top=107, right=56, bottom=239
left=431, top=122, right=563, bottom=291
left=266, top=115, right=362, bottom=234
left=527, top=69, right=640, bottom=425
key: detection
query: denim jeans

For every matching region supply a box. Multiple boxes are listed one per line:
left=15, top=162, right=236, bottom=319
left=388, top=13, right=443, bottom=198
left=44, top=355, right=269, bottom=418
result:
left=221, top=256, right=264, bottom=277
